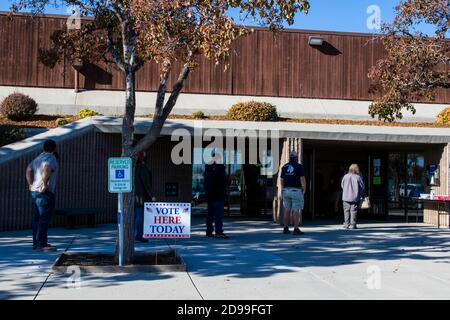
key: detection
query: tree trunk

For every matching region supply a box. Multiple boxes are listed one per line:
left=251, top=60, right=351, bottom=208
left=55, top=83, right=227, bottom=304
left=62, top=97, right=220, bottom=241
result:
left=115, top=67, right=137, bottom=265
left=115, top=16, right=138, bottom=264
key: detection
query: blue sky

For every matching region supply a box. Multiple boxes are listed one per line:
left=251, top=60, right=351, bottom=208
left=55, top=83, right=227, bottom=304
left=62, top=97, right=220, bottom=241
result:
left=0, top=0, right=440, bottom=35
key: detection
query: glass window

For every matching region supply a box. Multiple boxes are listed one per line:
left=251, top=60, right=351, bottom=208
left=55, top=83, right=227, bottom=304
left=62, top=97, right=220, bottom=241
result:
left=388, top=152, right=406, bottom=204
left=406, top=153, right=425, bottom=197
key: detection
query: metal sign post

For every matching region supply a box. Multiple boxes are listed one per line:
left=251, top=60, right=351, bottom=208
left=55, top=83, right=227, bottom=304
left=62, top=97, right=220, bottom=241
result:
left=117, top=193, right=124, bottom=266
left=108, top=157, right=132, bottom=267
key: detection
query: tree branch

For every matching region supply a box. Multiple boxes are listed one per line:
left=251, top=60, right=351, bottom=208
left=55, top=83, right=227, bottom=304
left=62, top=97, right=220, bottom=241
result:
left=67, top=0, right=95, bottom=14
left=133, top=65, right=190, bottom=155
left=107, top=30, right=125, bottom=71
left=133, top=59, right=145, bottom=72
left=162, top=64, right=190, bottom=118
left=154, top=73, right=169, bottom=117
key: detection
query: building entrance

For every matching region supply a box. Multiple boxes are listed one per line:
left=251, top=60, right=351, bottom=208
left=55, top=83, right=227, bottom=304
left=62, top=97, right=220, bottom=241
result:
left=303, top=140, right=432, bottom=221
left=191, top=146, right=274, bottom=218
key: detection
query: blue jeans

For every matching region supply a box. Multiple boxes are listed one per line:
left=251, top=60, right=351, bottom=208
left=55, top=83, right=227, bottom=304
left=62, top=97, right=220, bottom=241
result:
left=31, top=191, right=55, bottom=248
left=134, top=207, right=145, bottom=240
left=206, top=201, right=224, bottom=235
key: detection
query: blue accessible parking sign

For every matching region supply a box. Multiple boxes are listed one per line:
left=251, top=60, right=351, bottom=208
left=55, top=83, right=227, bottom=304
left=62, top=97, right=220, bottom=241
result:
left=108, top=158, right=132, bottom=193
left=115, top=169, right=125, bottom=179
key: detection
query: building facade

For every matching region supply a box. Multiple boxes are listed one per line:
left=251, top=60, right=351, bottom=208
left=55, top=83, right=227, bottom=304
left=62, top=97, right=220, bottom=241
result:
left=0, top=13, right=449, bottom=230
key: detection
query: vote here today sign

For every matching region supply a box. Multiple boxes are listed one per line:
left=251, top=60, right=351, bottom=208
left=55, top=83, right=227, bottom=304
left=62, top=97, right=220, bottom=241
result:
left=143, top=202, right=191, bottom=238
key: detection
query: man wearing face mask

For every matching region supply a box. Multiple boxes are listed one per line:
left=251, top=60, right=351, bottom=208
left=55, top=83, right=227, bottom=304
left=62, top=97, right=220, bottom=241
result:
left=26, top=140, right=59, bottom=252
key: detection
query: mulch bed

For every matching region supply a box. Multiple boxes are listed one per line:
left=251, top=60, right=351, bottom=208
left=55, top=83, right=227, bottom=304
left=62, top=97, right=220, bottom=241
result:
left=283, top=118, right=450, bottom=128
left=1, top=114, right=448, bottom=129
left=55, top=250, right=182, bottom=267
left=0, top=115, right=79, bottom=129
left=152, top=114, right=450, bottom=128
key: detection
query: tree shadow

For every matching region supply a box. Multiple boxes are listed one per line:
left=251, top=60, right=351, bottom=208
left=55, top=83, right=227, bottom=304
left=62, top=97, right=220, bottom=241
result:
left=0, top=226, right=174, bottom=299
left=179, top=218, right=450, bottom=278
left=79, top=62, right=113, bottom=90
left=1, top=219, right=449, bottom=299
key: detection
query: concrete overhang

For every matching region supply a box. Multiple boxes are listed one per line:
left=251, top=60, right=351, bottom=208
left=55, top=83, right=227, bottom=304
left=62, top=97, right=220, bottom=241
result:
left=92, top=116, right=450, bottom=145
left=3, top=116, right=450, bottom=165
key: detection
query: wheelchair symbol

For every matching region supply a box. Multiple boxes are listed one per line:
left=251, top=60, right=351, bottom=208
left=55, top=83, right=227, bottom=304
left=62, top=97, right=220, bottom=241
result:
left=115, top=169, right=125, bottom=179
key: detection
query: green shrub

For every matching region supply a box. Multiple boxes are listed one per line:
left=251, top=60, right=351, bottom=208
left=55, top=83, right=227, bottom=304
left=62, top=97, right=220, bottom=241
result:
left=227, top=101, right=279, bottom=122
left=78, top=108, right=100, bottom=119
left=0, top=93, right=38, bottom=121
left=192, top=111, right=206, bottom=119
left=436, top=107, right=450, bottom=125
left=55, top=118, right=69, bottom=126
left=0, top=125, right=26, bottom=147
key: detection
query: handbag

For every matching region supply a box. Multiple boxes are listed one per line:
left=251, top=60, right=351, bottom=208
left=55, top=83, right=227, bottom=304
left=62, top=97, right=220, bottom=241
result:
left=360, top=197, right=371, bottom=210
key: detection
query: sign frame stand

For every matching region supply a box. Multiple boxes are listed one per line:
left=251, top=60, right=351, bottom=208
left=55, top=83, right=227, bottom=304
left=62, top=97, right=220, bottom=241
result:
left=155, top=238, right=158, bottom=265
left=174, top=238, right=177, bottom=262
left=143, top=202, right=191, bottom=265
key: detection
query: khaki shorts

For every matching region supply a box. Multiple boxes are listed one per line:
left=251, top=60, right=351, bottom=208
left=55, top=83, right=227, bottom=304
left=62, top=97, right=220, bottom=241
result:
left=283, top=188, right=304, bottom=210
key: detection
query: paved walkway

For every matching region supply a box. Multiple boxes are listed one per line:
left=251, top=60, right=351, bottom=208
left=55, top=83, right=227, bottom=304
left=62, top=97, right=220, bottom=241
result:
left=1, top=218, right=449, bottom=300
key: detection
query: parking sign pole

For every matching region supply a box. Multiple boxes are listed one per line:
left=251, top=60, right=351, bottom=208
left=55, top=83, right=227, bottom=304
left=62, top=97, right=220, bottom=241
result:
left=118, top=192, right=124, bottom=266
left=109, top=157, right=132, bottom=267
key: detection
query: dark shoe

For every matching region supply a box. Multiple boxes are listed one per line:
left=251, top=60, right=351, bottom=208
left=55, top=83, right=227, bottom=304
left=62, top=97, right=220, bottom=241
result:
left=342, top=224, right=350, bottom=229
left=34, top=244, right=57, bottom=252
left=283, top=227, right=291, bottom=234
left=136, top=238, right=149, bottom=243
left=348, top=225, right=357, bottom=230
left=293, top=228, right=304, bottom=235
left=206, top=233, right=214, bottom=238
left=215, top=233, right=230, bottom=239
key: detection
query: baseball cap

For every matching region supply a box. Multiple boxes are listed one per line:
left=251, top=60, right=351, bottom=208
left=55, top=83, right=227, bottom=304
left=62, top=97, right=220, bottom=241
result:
left=289, top=150, right=298, bottom=158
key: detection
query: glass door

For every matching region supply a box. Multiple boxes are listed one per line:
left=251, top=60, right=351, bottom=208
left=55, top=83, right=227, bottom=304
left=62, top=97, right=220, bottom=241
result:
left=368, top=153, right=388, bottom=219
left=387, top=152, right=406, bottom=218
left=191, top=147, right=244, bottom=216
left=225, top=149, right=243, bottom=216
left=387, top=152, right=425, bottom=220
left=406, top=153, right=426, bottom=197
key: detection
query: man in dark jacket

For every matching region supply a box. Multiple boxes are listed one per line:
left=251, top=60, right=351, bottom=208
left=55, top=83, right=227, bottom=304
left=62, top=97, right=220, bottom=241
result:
left=134, top=150, right=153, bottom=242
left=204, top=149, right=229, bottom=239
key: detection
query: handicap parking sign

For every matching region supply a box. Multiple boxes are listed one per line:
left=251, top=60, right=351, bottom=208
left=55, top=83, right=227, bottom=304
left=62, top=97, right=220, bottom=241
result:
left=108, top=158, right=132, bottom=193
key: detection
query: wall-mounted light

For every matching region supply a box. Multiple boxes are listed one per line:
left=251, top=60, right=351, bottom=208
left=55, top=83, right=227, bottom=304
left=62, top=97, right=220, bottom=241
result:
left=308, top=36, right=324, bottom=46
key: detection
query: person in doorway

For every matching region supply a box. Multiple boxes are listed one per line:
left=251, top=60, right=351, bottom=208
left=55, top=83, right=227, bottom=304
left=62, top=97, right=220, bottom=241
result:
left=134, top=149, right=154, bottom=243
left=341, top=164, right=365, bottom=229
left=280, top=150, right=306, bottom=235
left=26, top=140, right=59, bottom=252
left=204, top=149, right=229, bottom=239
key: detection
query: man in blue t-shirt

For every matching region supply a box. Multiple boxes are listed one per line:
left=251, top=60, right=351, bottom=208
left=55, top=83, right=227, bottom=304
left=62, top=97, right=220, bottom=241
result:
left=280, top=150, right=306, bottom=235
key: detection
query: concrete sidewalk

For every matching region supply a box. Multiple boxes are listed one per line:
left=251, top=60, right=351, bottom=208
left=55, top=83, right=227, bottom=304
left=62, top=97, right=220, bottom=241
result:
left=1, top=218, right=449, bottom=300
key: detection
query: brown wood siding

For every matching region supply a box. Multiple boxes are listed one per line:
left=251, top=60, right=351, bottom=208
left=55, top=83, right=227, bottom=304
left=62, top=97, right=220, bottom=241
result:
left=143, top=136, right=192, bottom=203
left=0, top=14, right=448, bottom=103
left=0, top=129, right=121, bottom=231
left=0, top=131, right=192, bottom=231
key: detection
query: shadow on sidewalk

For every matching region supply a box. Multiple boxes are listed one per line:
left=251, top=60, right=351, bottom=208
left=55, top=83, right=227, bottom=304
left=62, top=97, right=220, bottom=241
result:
left=180, top=218, right=450, bottom=278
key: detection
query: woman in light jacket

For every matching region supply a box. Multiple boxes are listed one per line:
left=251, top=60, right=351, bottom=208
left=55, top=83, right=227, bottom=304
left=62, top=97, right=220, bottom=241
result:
left=341, top=164, right=365, bottom=229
